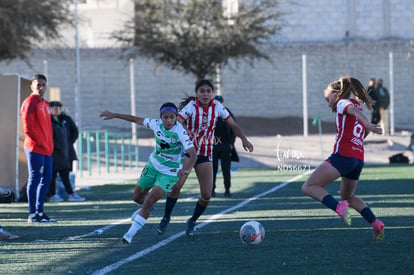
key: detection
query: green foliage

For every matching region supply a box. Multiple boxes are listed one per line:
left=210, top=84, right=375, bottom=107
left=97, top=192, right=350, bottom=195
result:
left=113, top=0, right=284, bottom=79
left=0, top=0, right=72, bottom=62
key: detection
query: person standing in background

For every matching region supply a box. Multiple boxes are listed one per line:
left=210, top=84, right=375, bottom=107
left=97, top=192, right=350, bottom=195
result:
left=48, top=101, right=85, bottom=202
left=59, top=102, right=79, bottom=197
left=20, top=74, right=56, bottom=223
left=375, top=78, right=390, bottom=135
left=59, top=104, right=79, bottom=172
left=212, top=95, right=238, bottom=198
left=366, top=78, right=380, bottom=125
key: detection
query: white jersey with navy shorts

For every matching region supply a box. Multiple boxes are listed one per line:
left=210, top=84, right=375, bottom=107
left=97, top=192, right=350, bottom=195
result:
left=143, top=118, right=194, bottom=176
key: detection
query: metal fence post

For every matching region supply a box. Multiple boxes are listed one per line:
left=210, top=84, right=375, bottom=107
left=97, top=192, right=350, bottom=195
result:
left=79, top=132, right=83, bottom=177
left=105, top=131, right=109, bottom=173
left=121, top=134, right=125, bottom=170
left=135, top=135, right=139, bottom=169
left=96, top=131, right=100, bottom=174
left=114, top=135, right=118, bottom=172
left=87, top=131, right=91, bottom=176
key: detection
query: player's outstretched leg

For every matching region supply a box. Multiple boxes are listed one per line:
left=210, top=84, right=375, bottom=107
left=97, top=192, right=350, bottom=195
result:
left=122, top=214, right=146, bottom=244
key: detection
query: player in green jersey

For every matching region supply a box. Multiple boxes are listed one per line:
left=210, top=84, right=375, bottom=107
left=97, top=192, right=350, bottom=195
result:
left=100, top=102, right=197, bottom=244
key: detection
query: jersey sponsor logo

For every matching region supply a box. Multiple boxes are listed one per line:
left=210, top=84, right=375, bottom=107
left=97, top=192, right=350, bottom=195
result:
left=159, top=141, right=171, bottom=149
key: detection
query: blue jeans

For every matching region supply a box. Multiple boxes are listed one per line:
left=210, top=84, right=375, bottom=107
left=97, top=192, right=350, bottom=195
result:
left=24, top=148, right=52, bottom=214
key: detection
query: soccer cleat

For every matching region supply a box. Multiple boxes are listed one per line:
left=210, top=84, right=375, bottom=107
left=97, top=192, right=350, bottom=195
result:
left=156, top=217, right=170, bottom=235
left=68, top=193, right=85, bottom=202
left=38, top=212, right=57, bottom=223
left=122, top=233, right=133, bottom=244
left=336, top=200, right=351, bottom=226
left=0, top=227, right=19, bottom=240
left=371, top=219, right=385, bottom=241
left=49, top=194, right=64, bottom=202
left=185, top=218, right=196, bottom=237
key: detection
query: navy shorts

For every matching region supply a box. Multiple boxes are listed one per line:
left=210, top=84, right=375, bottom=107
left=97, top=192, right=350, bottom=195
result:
left=184, top=153, right=212, bottom=167
left=195, top=155, right=212, bottom=166
left=326, top=153, right=364, bottom=180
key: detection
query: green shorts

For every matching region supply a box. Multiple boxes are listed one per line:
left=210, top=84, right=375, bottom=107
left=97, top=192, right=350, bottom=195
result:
left=137, top=162, right=178, bottom=193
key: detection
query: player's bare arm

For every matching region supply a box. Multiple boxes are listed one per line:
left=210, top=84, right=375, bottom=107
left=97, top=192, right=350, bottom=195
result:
left=100, top=111, right=144, bottom=125
left=225, top=117, right=254, bottom=152
left=346, top=105, right=382, bottom=135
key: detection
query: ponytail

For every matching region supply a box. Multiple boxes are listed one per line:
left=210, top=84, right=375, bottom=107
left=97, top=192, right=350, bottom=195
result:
left=179, top=95, right=196, bottom=110
left=328, top=77, right=374, bottom=112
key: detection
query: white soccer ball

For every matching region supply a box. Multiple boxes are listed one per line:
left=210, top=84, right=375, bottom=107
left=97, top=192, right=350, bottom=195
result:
left=239, top=220, right=265, bottom=245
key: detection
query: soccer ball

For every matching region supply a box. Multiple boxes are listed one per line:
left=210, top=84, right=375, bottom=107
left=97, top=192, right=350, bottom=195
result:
left=239, top=220, right=265, bottom=245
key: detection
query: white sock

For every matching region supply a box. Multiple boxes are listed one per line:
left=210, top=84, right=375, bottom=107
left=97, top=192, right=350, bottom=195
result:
left=126, top=214, right=146, bottom=237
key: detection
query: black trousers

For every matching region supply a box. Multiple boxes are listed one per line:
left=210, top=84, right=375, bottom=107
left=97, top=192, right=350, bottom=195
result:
left=212, top=146, right=232, bottom=192
left=49, top=169, right=74, bottom=196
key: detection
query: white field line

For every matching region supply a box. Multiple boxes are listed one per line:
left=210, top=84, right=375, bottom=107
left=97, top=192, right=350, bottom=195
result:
left=91, top=171, right=311, bottom=275
left=62, top=196, right=198, bottom=242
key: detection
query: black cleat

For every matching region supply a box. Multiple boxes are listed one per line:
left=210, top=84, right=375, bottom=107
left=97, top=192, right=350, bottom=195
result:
left=156, top=217, right=170, bottom=235
left=185, top=218, right=196, bottom=237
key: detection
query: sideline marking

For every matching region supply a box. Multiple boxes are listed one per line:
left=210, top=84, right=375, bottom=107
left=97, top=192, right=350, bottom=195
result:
left=65, top=219, right=130, bottom=241
left=92, top=172, right=310, bottom=275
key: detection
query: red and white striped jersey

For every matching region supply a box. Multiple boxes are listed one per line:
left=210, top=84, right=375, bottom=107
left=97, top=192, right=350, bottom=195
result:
left=333, top=99, right=366, bottom=161
left=178, top=98, right=230, bottom=157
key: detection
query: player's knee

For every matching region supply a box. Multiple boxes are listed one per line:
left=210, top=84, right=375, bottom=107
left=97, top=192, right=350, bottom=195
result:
left=301, top=182, right=310, bottom=195
left=168, top=189, right=179, bottom=198
left=133, top=196, right=144, bottom=204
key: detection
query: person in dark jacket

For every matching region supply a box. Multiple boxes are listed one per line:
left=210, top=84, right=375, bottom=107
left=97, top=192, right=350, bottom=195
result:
left=60, top=109, right=79, bottom=172
left=48, top=101, right=85, bottom=202
left=367, top=78, right=380, bottom=124
left=212, top=95, right=238, bottom=198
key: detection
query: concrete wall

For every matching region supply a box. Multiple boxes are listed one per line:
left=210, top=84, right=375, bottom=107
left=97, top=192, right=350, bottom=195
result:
left=1, top=40, right=413, bottom=133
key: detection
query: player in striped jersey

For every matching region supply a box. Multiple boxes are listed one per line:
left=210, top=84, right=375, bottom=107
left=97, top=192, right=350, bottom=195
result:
left=301, top=77, right=385, bottom=241
left=100, top=102, right=197, bottom=244
left=157, top=79, right=254, bottom=237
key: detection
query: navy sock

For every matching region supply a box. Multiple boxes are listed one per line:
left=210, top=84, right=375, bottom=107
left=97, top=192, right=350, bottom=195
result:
left=191, top=202, right=207, bottom=221
left=321, top=194, right=339, bottom=211
left=360, top=207, right=376, bottom=224
left=164, top=196, right=177, bottom=219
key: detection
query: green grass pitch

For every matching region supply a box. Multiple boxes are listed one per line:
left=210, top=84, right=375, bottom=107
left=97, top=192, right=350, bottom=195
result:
left=0, top=164, right=413, bottom=274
